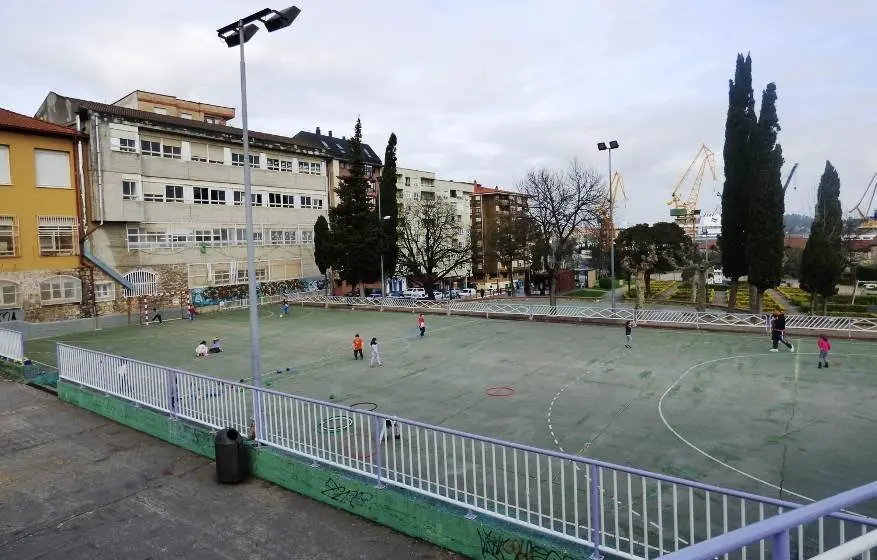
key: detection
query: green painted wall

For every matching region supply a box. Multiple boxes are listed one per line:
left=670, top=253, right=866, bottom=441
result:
left=58, top=381, right=608, bottom=560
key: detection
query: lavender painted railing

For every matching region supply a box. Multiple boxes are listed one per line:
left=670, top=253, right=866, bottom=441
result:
left=287, top=293, right=877, bottom=338
left=0, top=326, right=25, bottom=362
left=657, top=482, right=877, bottom=560
left=57, top=343, right=877, bottom=559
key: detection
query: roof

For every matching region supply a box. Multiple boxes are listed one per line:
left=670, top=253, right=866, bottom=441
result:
left=46, top=93, right=324, bottom=153
left=0, top=107, right=81, bottom=138
left=293, top=130, right=382, bottom=166
left=111, top=89, right=236, bottom=112
left=473, top=183, right=523, bottom=197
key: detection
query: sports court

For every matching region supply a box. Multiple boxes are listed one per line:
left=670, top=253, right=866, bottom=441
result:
left=26, top=303, right=877, bottom=521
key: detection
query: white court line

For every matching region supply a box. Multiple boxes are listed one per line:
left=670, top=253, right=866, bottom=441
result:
left=657, top=351, right=877, bottom=504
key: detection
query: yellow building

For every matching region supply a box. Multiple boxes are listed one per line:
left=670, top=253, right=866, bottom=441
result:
left=0, top=107, right=89, bottom=322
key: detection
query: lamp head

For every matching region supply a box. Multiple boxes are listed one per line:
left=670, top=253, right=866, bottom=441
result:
left=264, top=5, right=301, bottom=32
left=221, top=23, right=259, bottom=47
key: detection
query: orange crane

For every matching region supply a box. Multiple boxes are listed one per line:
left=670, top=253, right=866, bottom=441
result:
left=667, top=144, right=716, bottom=238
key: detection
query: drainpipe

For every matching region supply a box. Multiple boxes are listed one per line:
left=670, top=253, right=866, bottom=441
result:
left=75, top=114, right=87, bottom=236
left=92, top=114, right=104, bottom=225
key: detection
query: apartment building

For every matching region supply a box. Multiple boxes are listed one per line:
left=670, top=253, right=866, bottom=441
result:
left=293, top=127, right=382, bottom=208
left=0, top=108, right=92, bottom=322
left=471, top=183, right=529, bottom=291
left=36, top=91, right=331, bottom=311
left=113, top=90, right=235, bottom=125
left=393, top=168, right=475, bottom=290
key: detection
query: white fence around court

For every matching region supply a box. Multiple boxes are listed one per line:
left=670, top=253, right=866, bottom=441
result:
left=0, top=327, right=24, bottom=362
left=57, top=343, right=877, bottom=560
left=287, top=294, right=877, bottom=338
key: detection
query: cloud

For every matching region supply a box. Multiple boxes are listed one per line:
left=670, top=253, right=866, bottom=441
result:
left=1, top=0, right=875, bottom=223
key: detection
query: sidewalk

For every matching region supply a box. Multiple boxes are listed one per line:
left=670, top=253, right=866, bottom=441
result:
left=0, top=381, right=461, bottom=560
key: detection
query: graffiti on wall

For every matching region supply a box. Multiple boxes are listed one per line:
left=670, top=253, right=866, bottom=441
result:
left=0, top=309, right=21, bottom=323
left=320, top=477, right=373, bottom=509
left=477, top=528, right=577, bottom=560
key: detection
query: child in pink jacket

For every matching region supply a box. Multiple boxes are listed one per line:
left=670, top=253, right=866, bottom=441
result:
left=817, top=335, right=831, bottom=369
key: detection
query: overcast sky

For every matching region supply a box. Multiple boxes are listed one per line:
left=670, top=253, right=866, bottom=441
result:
left=1, top=0, right=874, bottom=225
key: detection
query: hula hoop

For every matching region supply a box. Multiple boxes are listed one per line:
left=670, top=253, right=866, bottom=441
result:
left=349, top=402, right=378, bottom=412
left=318, top=415, right=353, bottom=433
left=485, top=386, right=515, bottom=397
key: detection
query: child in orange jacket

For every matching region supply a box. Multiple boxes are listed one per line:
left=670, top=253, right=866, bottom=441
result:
left=352, top=334, right=364, bottom=360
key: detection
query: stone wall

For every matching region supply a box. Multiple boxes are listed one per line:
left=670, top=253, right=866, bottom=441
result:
left=0, top=268, right=87, bottom=322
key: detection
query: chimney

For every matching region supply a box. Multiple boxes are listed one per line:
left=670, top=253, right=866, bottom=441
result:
left=328, top=130, right=333, bottom=138
left=316, top=126, right=321, bottom=135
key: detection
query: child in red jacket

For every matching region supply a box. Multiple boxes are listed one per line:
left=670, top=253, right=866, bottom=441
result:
left=817, top=335, right=831, bottom=369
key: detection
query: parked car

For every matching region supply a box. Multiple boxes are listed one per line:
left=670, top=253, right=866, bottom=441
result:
left=402, top=287, right=426, bottom=299
left=458, top=288, right=477, bottom=299
left=388, top=290, right=405, bottom=298
left=864, top=283, right=877, bottom=291
left=366, top=288, right=383, bottom=298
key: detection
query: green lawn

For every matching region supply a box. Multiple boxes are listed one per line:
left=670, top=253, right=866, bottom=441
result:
left=564, top=288, right=607, bottom=298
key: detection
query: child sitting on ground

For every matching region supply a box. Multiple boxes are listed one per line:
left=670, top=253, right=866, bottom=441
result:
left=195, top=340, right=209, bottom=357
left=208, top=337, right=222, bottom=354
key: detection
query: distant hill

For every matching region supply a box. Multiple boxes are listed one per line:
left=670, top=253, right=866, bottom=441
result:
left=784, top=213, right=812, bottom=235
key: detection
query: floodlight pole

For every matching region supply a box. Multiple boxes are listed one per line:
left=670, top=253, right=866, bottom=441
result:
left=236, top=21, right=266, bottom=441
left=598, top=140, right=620, bottom=310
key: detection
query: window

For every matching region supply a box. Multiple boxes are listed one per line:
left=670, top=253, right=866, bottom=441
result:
left=450, top=189, right=457, bottom=198
left=205, top=116, right=224, bottom=125
left=39, top=275, right=81, bottom=305
left=208, top=145, right=224, bottom=164
left=364, top=164, right=373, bottom=176
left=0, top=281, right=19, bottom=308
left=120, top=138, right=137, bottom=153
left=250, top=154, right=260, bottom=167
left=153, top=107, right=167, bottom=115
left=301, top=230, right=314, bottom=244
left=237, top=266, right=267, bottom=282
left=267, top=158, right=280, bottom=171
left=299, top=196, right=322, bottom=209
left=0, top=216, right=18, bottom=257
left=141, top=138, right=161, bottom=156
left=123, top=270, right=157, bottom=297
left=190, top=142, right=208, bottom=162
left=122, top=180, right=138, bottom=201
left=269, top=230, right=296, bottom=245
left=162, top=143, right=181, bottom=159
left=405, top=176, right=411, bottom=186
left=298, top=161, right=322, bottom=175
left=143, top=193, right=164, bottom=202
left=193, top=187, right=209, bottom=204
left=94, top=282, right=115, bottom=301
left=180, top=113, right=192, bottom=119
left=0, top=145, right=10, bottom=184
left=165, top=185, right=184, bottom=203
left=233, top=191, right=262, bottom=206
left=267, top=193, right=294, bottom=208
left=38, top=216, right=77, bottom=256
left=35, top=149, right=71, bottom=188
left=280, top=160, right=294, bottom=172
left=231, top=153, right=244, bottom=167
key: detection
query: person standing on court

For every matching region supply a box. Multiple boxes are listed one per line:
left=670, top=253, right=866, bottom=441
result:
left=369, top=337, right=383, bottom=367
left=417, top=313, right=426, bottom=337
left=770, top=311, right=794, bottom=353
left=624, top=320, right=635, bottom=348
left=352, top=333, right=364, bottom=360
left=817, top=334, right=831, bottom=368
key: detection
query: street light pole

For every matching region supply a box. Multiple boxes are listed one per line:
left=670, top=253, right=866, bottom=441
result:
left=218, top=6, right=300, bottom=441
left=597, top=141, right=620, bottom=309
left=377, top=182, right=385, bottom=296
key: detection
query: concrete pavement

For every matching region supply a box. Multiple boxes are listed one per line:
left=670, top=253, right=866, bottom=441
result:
left=0, top=381, right=462, bottom=560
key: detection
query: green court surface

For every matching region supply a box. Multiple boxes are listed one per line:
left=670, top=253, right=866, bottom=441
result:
left=27, top=304, right=877, bottom=514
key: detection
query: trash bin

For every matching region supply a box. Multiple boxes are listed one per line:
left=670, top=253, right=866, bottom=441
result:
left=214, top=428, right=248, bottom=484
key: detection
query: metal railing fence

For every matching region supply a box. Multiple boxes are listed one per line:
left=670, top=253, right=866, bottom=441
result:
left=0, top=326, right=25, bottom=362
left=57, top=343, right=877, bottom=560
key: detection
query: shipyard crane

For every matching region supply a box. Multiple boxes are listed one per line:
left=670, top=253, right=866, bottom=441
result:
left=610, top=170, right=627, bottom=206
left=848, top=172, right=877, bottom=224
left=783, top=163, right=799, bottom=195
left=667, top=144, right=716, bottom=239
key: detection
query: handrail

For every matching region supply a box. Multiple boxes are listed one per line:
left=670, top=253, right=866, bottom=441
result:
left=54, top=341, right=877, bottom=527
left=657, top=481, right=877, bottom=560
left=809, top=528, right=877, bottom=560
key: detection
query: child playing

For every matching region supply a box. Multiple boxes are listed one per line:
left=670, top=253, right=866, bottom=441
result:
left=418, top=313, right=426, bottom=337
left=624, top=320, right=635, bottom=348
left=187, top=302, right=197, bottom=321
left=770, top=311, right=794, bottom=352
left=281, top=298, right=289, bottom=317
left=208, top=337, right=222, bottom=354
left=195, top=340, right=209, bottom=357
left=817, top=335, right=831, bottom=368
left=369, top=337, right=383, bottom=368
left=352, top=334, right=364, bottom=360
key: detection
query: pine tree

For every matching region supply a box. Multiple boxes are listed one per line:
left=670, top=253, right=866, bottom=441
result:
left=327, top=118, right=382, bottom=296
left=746, top=83, right=785, bottom=312
left=719, top=53, right=757, bottom=310
left=800, top=161, right=844, bottom=313
left=378, top=133, right=399, bottom=283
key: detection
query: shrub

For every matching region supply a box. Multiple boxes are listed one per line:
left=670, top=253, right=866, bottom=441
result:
left=598, top=278, right=622, bottom=290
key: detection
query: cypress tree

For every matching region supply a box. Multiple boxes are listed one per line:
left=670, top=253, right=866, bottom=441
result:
left=328, top=118, right=382, bottom=296
left=800, top=161, right=844, bottom=313
left=378, top=133, right=399, bottom=283
left=719, top=53, right=756, bottom=310
left=313, top=215, right=332, bottom=294
left=746, top=83, right=785, bottom=312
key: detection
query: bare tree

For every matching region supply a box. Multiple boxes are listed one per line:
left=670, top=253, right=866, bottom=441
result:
left=520, top=159, right=604, bottom=306
left=491, top=210, right=532, bottom=296
left=397, top=199, right=472, bottom=299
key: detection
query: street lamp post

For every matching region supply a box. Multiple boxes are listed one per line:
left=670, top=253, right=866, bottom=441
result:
left=597, top=140, right=620, bottom=309
left=217, top=6, right=300, bottom=441
left=375, top=181, right=391, bottom=296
